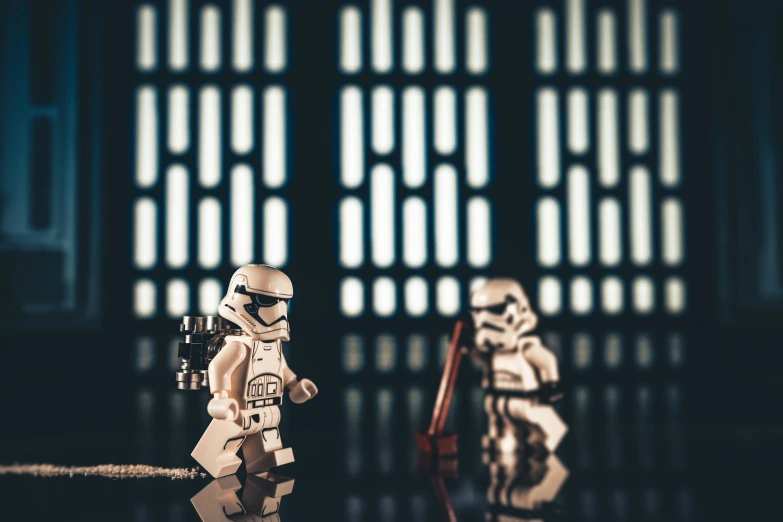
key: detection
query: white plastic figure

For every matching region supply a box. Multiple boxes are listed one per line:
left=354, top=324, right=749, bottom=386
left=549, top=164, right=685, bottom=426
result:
left=468, top=278, right=567, bottom=453
left=191, top=264, right=318, bottom=478
left=486, top=452, right=568, bottom=516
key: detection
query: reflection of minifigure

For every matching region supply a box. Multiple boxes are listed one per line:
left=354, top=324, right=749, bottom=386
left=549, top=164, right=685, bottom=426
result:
left=191, top=473, right=295, bottom=522
left=486, top=451, right=568, bottom=520
left=468, top=279, right=566, bottom=454
left=190, top=265, right=318, bottom=478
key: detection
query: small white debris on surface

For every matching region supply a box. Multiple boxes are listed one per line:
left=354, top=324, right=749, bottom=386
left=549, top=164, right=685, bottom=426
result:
left=0, top=463, right=206, bottom=480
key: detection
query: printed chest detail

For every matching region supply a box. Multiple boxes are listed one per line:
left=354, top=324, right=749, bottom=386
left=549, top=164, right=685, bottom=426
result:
left=244, top=341, right=283, bottom=409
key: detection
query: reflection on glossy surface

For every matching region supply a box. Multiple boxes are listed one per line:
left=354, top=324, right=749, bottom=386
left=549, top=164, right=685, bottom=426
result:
left=191, top=473, right=295, bottom=522
left=486, top=451, right=568, bottom=521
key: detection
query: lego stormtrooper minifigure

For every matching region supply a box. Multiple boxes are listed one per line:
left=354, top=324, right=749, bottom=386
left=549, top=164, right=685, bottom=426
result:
left=468, top=279, right=567, bottom=454
left=191, top=264, right=318, bottom=478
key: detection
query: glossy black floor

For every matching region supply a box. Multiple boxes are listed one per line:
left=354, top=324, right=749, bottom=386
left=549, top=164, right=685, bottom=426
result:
left=0, top=328, right=781, bottom=521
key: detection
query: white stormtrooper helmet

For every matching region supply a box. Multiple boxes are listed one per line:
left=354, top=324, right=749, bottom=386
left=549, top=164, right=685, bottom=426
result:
left=218, top=264, right=293, bottom=341
left=470, top=278, right=538, bottom=352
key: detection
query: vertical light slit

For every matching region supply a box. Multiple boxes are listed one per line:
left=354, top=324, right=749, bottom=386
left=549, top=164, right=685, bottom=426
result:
left=434, top=164, right=458, bottom=267
left=199, top=278, right=222, bottom=315
left=566, top=0, right=586, bottom=73
left=199, top=86, right=221, bottom=187
left=200, top=5, right=221, bottom=71
left=660, top=89, right=680, bottom=186
left=602, top=277, right=624, bottom=314
left=470, top=276, right=488, bottom=293
left=402, top=7, right=424, bottom=74
left=231, top=85, right=253, bottom=154
left=467, top=197, right=491, bottom=267
left=571, top=277, right=593, bottom=315
left=263, top=197, right=288, bottom=266
left=340, top=197, right=364, bottom=268
left=628, top=0, right=647, bottom=73
left=436, top=277, right=460, bottom=316
left=537, top=88, right=560, bottom=187
left=404, top=277, right=428, bottom=317
left=371, top=164, right=395, bottom=268
left=568, top=88, right=589, bottom=154
left=265, top=5, right=287, bottom=72
left=340, top=7, right=362, bottom=73
left=166, top=165, right=189, bottom=268
left=372, top=86, right=394, bottom=155
left=136, top=86, right=158, bottom=188
left=568, top=165, right=591, bottom=266
left=536, top=8, right=557, bottom=74
left=198, top=197, right=222, bottom=269
left=598, top=89, right=619, bottom=187
left=230, top=164, right=254, bottom=266
left=373, top=277, right=396, bottom=316
left=341, top=278, right=365, bottom=317
left=402, top=87, right=426, bottom=188
left=466, top=87, right=489, bottom=188
left=403, top=197, right=427, bottom=268
left=137, top=5, right=157, bottom=71
left=665, top=277, right=686, bottom=314
left=659, top=10, right=679, bottom=73
left=134, top=198, right=157, bottom=269
left=233, top=0, right=253, bottom=71
left=134, top=279, right=157, bottom=318
left=434, top=87, right=456, bottom=154
left=167, top=279, right=190, bottom=318
left=538, top=276, right=562, bottom=315
left=629, top=89, right=649, bottom=154
left=597, top=10, right=616, bottom=74
left=633, top=276, right=655, bottom=313
left=168, top=85, right=189, bottom=154
left=599, top=198, right=622, bottom=266
left=371, top=0, right=393, bottom=73
left=169, top=0, right=188, bottom=70
left=264, top=86, right=287, bottom=188
left=629, top=166, right=652, bottom=265
left=466, top=7, right=487, bottom=74
left=661, top=198, right=684, bottom=266
left=341, top=86, right=364, bottom=188
left=342, top=335, right=364, bottom=373
left=434, top=0, right=455, bottom=73
left=537, top=197, right=561, bottom=266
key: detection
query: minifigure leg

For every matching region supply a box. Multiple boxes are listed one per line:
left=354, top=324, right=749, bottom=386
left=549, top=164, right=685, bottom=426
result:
left=191, top=418, right=246, bottom=478
left=507, top=399, right=567, bottom=453
left=243, top=406, right=295, bottom=474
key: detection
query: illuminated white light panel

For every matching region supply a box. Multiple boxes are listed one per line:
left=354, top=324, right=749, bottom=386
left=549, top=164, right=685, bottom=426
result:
left=629, top=88, right=649, bottom=154
left=629, top=166, right=652, bottom=266
left=233, top=0, right=253, bottom=71
left=341, top=86, right=364, bottom=188
left=373, top=277, right=396, bottom=317
left=264, top=86, right=287, bottom=188
left=136, top=87, right=158, bottom=188
left=599, top=197, right=622, bottom=266
left=467, top=197, right=491, bottom=268
left=403, top=197, right=427, bottom=268
left=434, top=87, right=456, bottom=154
left=628, top=0, right=648, bottom=73
left=199, top=86, right=221, bottom=188
left=567, top=165, right=591, bottom=266
left=660, top=10, right=679, bottom=74
left=403, top=87, right=426, bottom=188
left=633, top=276, right=655, bottom=313
left=371, top=0, right=393, bottom=73
left=434, top=164, right=458, bottom=267
left=230, top=164, right=254, bottom=266
left=167, top=278, right=190, bottom=317
left=134, top=279, right=156, bottom=318
left=371, top=164, right=395, bottom=268
left=198, top=197, right=221, bottom=269
left=265, top=5, right=287, bottom=73
left=434, top=0, right=455, bottom=73
left=539, top=276, right=562, bottom=315
left=466, top=7, right=487, bottom=75
left=372, top=86, right=394, bottom=155
left=199, top=278, right=222, bottom=315
left=340, top=7, right=362, bottom=73
left=168, top=85, right=189, bottom=154
left=568, top=88, right=589, bottom=154
left=537, top=88, right=560, bottom=187
left=566, top=0, right=586, bottom=73
left=598, top=88, right=619, bottom=187
left=661, top=197, right=684, bottom=266
left=436, top=277, right=460, bottom=316
left=166, top=164, right=189, bottom=268
left=466, top=87, right=489, bottom=188
left=665, top=277, right=686, bottom=314
left=597, top=10, right=616, bottom=74
left=200, top=5, right=221, bottom=72
left=601, top=276, right=623, bottom=314
left=571, top=277, right=593, bottom=315
left=137, top=5, right=157, bottom=71
left=340, top=197, right=364, bottom=268
left=264, top=197, right=288, bottom=267
left=169, top=0, right=188, bottom=70
left=536, top=8, right=557, bottom=74
left=341, top=278, right=365, bottom=317
left=405, top=277, right=428, bottom=316
left=660, top=89, right=680, bottom=186
left=402, top=7, right=424, bottom=74
left=134, top=198, right=157, bottom=269
left=537, top=197, right=561, bottom=267
left=231, top=85, right=253, bottom=154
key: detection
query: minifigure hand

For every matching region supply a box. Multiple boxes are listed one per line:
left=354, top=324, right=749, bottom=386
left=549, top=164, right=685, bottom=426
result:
left=208, top=392, right=239, bottom=421
left=539, top=381, right=563, bottom=404
left=289, top=379, right=318, bottom=404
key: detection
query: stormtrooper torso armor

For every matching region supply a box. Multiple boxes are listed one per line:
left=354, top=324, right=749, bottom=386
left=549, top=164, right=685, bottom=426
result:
left=487, top=337, right=540, bottom=392
left=221, top=335, right=294, bottom=412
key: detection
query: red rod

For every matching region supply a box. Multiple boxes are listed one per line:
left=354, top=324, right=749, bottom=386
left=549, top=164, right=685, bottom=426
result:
left=428, top=320, right=466, bottom=436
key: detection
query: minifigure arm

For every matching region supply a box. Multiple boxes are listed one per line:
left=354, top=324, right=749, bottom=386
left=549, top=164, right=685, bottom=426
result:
left=522, top=337, right=560, bottom=383
left=279, top=353, right=298, bottom=390
left=208, top=341, right=247, bottom=394
left=281, top=353, right=318, bottom=404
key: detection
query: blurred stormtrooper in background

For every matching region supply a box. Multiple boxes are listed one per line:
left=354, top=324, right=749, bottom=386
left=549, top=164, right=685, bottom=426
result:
left=467, top=278, right=567, bottom=454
